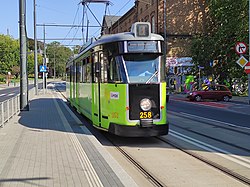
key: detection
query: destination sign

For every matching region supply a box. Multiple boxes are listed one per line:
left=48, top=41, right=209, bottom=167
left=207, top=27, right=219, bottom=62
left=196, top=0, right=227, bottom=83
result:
left=127, top=41, right=159, bottom=53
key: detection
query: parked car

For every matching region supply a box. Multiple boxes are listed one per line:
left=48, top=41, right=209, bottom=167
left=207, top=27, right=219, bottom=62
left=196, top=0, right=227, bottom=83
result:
left=187, top=84, right=232, bottom=102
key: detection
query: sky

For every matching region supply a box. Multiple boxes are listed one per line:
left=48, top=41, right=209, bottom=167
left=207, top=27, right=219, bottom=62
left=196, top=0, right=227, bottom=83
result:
left=0, top=0, right=135, bottom=47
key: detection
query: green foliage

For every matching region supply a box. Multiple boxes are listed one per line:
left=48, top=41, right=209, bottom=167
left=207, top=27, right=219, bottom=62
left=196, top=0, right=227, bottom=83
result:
left=0, top=34, right=19, bottom=74
left=46, top=41, right=73, bottom=77
left=191, top=0, right=249, bottom=83
left=73, top=45, right=81, bottom=54
left=0, top=34, right=71, bottom=78
left=27, top=37, right=44, bottom=51
left=0, top=74, right=6, bottom=83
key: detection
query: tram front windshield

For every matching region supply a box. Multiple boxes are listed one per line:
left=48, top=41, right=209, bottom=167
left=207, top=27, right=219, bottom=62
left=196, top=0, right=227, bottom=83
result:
left=123, top=54, right=160, bottom=83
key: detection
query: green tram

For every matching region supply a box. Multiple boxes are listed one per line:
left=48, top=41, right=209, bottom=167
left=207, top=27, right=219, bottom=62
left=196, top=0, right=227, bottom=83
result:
left=66, top=22, right=169, bottom=137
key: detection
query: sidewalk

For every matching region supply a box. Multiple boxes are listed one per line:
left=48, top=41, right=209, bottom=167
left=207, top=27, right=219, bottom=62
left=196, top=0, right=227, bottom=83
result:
left=0, top=87, right=137, bottom=187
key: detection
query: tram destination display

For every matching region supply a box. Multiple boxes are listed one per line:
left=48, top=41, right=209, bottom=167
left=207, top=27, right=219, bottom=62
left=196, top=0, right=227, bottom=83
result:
left=127, top=41, right=159, bottom=53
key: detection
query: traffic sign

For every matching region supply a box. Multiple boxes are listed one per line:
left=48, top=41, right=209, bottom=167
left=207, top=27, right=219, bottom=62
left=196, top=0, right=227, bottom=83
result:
left=235, top=42, right=247, bottom=55
left=39, top=65, right=47, bottom=73
left=236, top=56, right=248, bottom=68
left=244, top=62, right=250, bottom=74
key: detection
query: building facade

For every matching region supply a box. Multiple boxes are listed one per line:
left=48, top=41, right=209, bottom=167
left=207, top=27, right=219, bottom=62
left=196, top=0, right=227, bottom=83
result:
left=102, top=0, right=208, bottom=57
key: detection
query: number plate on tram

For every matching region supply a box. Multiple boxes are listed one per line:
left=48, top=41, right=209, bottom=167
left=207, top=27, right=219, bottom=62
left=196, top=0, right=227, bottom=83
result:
left=139, top=111, right=152, bottom=119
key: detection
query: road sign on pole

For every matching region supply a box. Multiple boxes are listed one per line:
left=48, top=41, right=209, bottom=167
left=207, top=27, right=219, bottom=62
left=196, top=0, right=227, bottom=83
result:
left=39, top=65, right=47, bottom=72
left=235, top=42, right=247, bottom=55
left=244, top=62, right=250, bottom=74
left=236, top=56, right=248, bottom=68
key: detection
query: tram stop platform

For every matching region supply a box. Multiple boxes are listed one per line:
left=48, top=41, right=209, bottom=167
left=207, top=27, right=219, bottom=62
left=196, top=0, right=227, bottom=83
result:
left=0, top=85, right=137, bottom=187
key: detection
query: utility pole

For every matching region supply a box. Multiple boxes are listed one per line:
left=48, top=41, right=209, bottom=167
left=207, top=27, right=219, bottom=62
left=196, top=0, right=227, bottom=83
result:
left=43, top=24, right=47, bottom=93
left=34, top=0, right=38, bottom=95
left=54, top=48, right=56, bottom=80
left=19, top=0, right=29, bottom=111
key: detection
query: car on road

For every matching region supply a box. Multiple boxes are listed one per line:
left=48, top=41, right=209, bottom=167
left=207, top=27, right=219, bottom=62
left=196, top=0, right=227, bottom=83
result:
left=187, top=84, right=232, bottom=102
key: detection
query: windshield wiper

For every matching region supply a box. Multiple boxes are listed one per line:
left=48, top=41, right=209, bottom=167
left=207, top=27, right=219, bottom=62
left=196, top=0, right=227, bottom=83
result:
left=146, top=70, right=158, bottom=84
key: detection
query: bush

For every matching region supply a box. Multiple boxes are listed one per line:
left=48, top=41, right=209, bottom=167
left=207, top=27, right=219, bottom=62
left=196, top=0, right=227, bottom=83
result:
left=0, top=77, right=6, bottom=83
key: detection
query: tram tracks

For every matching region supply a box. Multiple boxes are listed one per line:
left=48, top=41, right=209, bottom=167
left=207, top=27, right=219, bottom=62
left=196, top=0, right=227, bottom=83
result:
left=166, top=111, right=250, bottom=186
left=103, top=107, right=250, bottom=186
left=57, top=87, right=166, bottom=186
left=104, top=131, right=250, bottom=187
left=168, top=111, right=250, bottom=154
left=157, top=136, right=250, bottom=186
left=56, top=86, right=250, bottom=186
left=104, top=134, right=166, bottom=187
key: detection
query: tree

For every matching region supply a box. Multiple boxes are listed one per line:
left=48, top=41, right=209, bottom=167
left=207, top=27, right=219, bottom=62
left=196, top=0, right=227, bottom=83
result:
left=26, top=52, right=43, bottom=77
left=73, top=45, right=81, bottom=54
left=0, top=34, right=19, bottom=75
left=46, top=42, right=72, bottom=77
left=27, top=37, right=44, bottom=52
left=191, top=0, right=248, bottom=85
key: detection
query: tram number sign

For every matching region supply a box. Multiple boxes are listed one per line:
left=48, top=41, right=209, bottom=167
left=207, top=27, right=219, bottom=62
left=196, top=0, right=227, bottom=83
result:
left=235, top=42, right=247, bottom=55
left=140, top=111, right=152, bottom=119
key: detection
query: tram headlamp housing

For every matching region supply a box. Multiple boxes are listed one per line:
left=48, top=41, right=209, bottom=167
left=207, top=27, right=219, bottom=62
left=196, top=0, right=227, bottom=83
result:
left=140, top=98, right=152, bottom=111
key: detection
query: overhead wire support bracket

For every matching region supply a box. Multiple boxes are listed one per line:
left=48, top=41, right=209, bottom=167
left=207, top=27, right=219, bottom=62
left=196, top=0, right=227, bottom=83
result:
left=80, top=0, right=112, bottom=5
left=79, top=0, right=112, bottom=42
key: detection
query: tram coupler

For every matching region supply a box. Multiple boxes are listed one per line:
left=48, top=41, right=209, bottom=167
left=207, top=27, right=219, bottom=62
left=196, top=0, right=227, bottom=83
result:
left=140, top=119, right=154, bottom=127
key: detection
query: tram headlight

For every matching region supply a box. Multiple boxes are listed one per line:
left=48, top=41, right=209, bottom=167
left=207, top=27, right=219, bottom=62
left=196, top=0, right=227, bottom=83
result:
left=140, top=98, right=152, bottom=111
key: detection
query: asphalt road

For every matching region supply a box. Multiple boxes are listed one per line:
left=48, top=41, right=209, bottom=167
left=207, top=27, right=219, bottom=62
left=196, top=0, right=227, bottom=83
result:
left=0, top=82, right=46, bottom=102
left=168, top=95, right=250, bottom=129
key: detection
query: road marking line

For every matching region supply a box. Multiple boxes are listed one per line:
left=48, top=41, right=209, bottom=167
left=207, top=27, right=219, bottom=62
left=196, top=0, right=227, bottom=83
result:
left=180, top=112, right=250, bottom=130
left=170, top=130, right=250, bottom=169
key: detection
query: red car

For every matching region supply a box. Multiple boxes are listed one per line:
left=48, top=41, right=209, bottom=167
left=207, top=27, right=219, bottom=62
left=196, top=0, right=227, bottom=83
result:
left=187, top=84, right=232, bottom=102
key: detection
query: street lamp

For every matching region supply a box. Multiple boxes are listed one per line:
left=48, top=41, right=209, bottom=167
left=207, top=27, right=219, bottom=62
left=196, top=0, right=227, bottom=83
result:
left=54, top=47, right=56, bottom=80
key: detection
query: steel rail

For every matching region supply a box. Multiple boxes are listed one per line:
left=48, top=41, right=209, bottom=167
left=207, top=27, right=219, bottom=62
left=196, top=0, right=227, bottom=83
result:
left=156, top=136, right=250, bottom=186
left=104, top=135, right=166, bottom=187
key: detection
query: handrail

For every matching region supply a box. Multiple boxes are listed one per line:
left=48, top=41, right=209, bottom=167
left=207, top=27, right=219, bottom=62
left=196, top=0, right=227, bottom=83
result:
left=0, top=88, right=35, bottom=127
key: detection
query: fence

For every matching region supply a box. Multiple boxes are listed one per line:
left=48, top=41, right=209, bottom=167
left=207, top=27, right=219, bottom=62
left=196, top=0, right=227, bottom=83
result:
left=0, top=88, right=35, bottom=127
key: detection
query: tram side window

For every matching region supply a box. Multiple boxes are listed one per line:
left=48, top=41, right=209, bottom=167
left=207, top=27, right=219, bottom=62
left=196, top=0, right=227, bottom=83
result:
left=108, top=57, right=121, bottom=82
left=76, top=61, right=81, bottom=83
left=73, top=62, right=76, bottom=83
left=66, top=67, right=70, bottom=83
left=86, top=62, right=92, bottom=83
left=82, top=59, right=86, bottom=83
left=100, top=53, right=108, bottom=83
left=93, top=52, right=99, bottom=83
left=70, top=66, right=73, bottom=83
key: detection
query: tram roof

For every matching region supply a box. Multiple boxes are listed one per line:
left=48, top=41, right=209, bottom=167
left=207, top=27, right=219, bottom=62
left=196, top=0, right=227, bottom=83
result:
left=66, top=23, right=164, bottom=63
left=98, top=32, right=163, bottom=44
left=79, top=32, right=163, bottom=53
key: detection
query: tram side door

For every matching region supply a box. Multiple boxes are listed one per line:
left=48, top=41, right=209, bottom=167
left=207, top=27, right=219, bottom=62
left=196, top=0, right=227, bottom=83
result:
left=73, top=61, right=76, bottom=103
left=92, top=52, right=101, bottom=127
